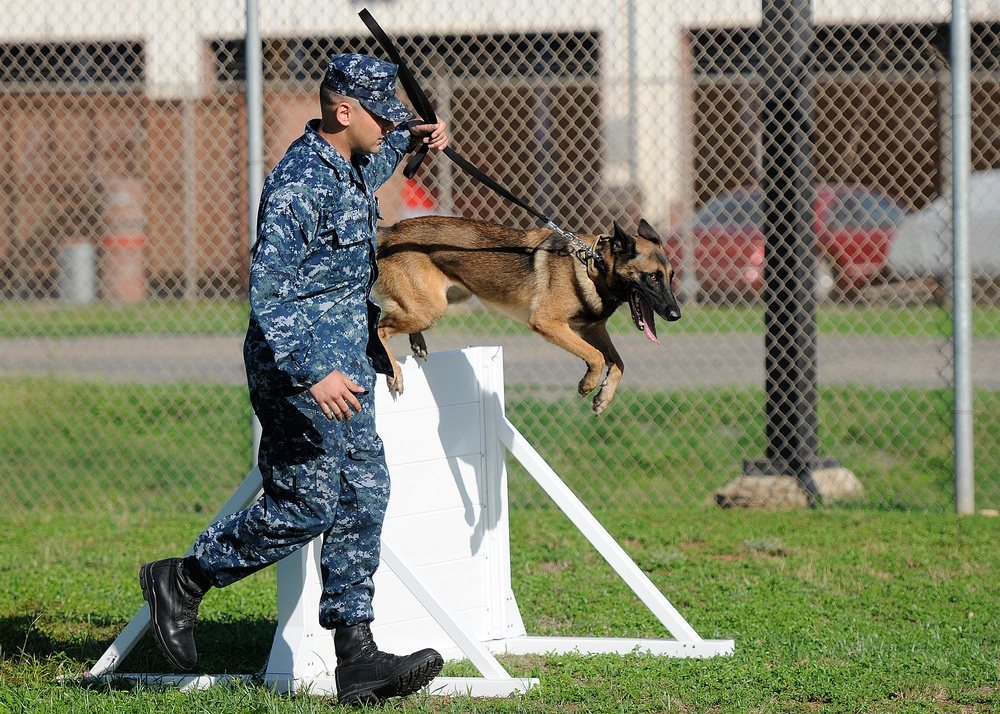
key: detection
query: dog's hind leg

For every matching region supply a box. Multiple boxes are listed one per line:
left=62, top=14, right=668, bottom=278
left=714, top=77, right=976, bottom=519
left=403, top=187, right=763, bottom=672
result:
left=409, top=332, right=429, bottom=360
left=377, top=324, right=407, bottom=395
left=374, top=260, right=451, bottom=393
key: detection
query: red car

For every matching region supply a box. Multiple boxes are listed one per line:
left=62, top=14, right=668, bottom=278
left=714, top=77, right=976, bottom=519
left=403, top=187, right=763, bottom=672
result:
left=670, top=184, right=904, bottom=302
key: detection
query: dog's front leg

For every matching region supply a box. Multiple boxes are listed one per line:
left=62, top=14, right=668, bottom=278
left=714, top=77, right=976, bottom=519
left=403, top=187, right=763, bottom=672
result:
left=578, top=323, right=624, bottom=416
left=528, top=320, right=609, bottom=414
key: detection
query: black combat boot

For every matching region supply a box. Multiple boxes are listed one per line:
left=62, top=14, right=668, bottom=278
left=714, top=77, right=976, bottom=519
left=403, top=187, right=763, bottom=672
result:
left=138, top=557, right=210, bottom=671
left=334, top=621, right=443, bottom=706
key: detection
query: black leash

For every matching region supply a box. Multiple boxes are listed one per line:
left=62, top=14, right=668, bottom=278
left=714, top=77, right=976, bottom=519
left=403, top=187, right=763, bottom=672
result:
left=358, top=8, right=607, bottom=274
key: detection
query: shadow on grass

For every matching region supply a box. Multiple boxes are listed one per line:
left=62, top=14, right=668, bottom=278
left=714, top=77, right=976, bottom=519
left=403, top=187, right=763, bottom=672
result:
left=0, top=615, right=277, bottom=676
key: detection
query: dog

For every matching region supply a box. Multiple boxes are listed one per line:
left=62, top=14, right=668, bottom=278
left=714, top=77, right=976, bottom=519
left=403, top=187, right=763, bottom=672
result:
left=373, top=215, right=681, bottom=415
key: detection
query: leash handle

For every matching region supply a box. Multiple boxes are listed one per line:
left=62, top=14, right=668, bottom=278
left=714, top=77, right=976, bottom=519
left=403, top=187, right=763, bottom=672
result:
left=359, top=7, right=550, bottom=222
left=359, top=9, right=435, bottom=178
left=404, top=147, right=429, bottom=179
left=359, top=6, right=547, bottom=222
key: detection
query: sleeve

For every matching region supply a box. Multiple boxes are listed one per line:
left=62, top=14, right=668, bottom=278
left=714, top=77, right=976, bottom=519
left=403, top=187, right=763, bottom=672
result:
left=362, top=124, right=416, bottom=190
left=248, top=187, right=325, bottom=388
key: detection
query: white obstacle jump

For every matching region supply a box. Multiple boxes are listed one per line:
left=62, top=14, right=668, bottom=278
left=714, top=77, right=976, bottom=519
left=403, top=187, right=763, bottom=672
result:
left=88, top=346, right=733, bottom=697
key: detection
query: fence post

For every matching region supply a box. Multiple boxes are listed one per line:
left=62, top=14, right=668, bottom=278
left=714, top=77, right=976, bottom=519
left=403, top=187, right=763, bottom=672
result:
left=950, top=0, right=976, bottom=515
left=748, top=0, right=834, bottom=499
left=246, top=0, right=265, bottom=464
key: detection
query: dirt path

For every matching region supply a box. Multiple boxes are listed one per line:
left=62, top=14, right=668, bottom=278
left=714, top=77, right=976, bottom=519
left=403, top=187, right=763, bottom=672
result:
left=2, top=332, right=993, bottom=389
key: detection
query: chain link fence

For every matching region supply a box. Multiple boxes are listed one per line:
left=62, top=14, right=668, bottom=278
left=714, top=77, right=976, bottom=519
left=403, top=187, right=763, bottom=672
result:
left=1, top=0, right=998, bottom=516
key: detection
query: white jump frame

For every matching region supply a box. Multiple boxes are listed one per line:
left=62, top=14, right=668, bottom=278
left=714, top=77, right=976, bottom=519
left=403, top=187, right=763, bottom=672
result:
left=87, top=347, right=733, bottom=697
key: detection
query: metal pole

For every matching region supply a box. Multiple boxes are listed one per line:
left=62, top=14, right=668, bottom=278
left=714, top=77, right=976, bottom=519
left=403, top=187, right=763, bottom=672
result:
left=950, top=3, right=975, bottom=514
left=182, top=97, right=198, bottom=301
left=246, top=0, right=265, bottom=463
left=749, top=0, right=830, bottom=499
left=246, top=0, right=264, bottom=252
left=626, top=0, right=639, bottom=183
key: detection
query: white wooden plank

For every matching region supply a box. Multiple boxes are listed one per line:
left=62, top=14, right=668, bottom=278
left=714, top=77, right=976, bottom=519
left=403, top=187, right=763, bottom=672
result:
left=373, top=556, right=489, bottom=624
left=382, top=511, right=488, bottom=565
left=372, top=609, right=492, bottom=660
left=385, top=459, right=484, bottom=518
left=374, top=350, right=486, bottom=414
left=497, top=416, right=703, bottom=643
left=379, top=544, right=513, bottom=682
left=380, top=403, right=483, bottom=465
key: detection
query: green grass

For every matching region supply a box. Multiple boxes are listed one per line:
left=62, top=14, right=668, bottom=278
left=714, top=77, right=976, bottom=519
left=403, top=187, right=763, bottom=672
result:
left=504, top=384, right=998, bottom=513
left=1, top=508, right=998, bottom=713
left=5, top=376, right=997, bottom=514
left=0, top=373, right=998, bottom=711
left=435, top=301, right=1000, bottom=338
left=0, top=378, right=254, bottom=513
left=0, top=300, right=250, bottom=337
left=3, top=299, right=1000, bottom=338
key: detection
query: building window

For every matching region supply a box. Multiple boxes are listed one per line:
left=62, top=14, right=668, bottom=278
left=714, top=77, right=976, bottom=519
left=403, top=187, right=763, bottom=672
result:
left=209, top=31, right=600, bottom=88
left=0, top=41, right=144, bottom=91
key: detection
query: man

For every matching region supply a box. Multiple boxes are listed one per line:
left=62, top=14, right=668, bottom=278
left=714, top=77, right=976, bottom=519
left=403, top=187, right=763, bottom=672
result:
left=138, top=53, right=449, bottom=706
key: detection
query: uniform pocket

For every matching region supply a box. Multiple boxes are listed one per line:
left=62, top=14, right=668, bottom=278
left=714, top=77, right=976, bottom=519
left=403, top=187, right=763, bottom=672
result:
left=299, top=238, right=369, bottom=295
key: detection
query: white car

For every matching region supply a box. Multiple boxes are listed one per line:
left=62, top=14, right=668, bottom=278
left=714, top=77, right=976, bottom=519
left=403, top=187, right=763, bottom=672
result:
left=889, top=169, right=1000, bottom=279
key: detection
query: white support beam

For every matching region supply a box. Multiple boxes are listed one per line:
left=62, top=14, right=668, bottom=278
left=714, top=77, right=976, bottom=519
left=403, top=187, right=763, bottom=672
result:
left=86, top=348, right=732, bottom=696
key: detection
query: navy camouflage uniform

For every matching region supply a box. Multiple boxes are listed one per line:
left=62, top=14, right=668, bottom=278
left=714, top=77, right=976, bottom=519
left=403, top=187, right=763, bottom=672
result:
left=188, top=55, right=415, bottom=630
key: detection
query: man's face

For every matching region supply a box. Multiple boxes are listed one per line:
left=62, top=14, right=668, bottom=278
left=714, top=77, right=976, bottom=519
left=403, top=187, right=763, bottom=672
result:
left=347, top=101, right=394, bottom=155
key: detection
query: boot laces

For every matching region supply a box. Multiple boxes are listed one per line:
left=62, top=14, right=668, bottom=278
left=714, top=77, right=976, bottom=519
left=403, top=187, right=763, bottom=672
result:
left=178, top=594, right=202, bottom=627
left=356, top=623, right=379, bottom=656
left=175, top=579, right=203, bottom=628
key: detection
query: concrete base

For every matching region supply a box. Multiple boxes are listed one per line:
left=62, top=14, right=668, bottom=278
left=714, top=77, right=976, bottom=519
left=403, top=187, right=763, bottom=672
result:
left=715, top=467, right=864, bottom=509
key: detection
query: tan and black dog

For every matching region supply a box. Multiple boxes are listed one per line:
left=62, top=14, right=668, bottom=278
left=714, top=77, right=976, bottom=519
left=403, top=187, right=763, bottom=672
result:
left=373, top=215, right=681, bottom=415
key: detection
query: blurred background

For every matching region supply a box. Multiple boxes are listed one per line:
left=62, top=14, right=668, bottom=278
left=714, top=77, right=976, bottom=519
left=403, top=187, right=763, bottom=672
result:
left=1, top=0, right=998, bottom=516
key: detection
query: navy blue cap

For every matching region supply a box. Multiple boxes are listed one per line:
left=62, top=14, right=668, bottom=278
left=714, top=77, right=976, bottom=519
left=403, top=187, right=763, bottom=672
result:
left=321, top=53, right=413, bottom=123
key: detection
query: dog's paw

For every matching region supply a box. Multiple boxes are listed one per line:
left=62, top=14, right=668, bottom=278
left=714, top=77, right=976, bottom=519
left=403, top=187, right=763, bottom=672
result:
left=591, top=391, right=611, bottom=416
left=409, top=332, right=429, bottom=361
left=578, top=374, right=603, bottom=396
left=386, top=373, right=404, bottom=395
left=591, top=377, right=619, bottom=415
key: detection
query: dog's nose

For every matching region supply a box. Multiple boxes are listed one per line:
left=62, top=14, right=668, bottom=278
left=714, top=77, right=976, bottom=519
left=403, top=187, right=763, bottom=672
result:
left=667, top=305, right=681, bottom=321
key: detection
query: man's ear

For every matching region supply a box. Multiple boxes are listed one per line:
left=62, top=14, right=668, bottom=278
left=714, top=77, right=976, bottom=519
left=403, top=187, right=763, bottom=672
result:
left=320, top=100, right=352, bottom=131
left=334, top=101, right=353, bottom=127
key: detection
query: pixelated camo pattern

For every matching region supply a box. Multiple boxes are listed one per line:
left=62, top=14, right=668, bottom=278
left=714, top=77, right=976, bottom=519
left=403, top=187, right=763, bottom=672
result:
left=244, top=118, right=411, bottom=395
left=322, top=54, right=413, bottom=123
left=192, top=387, right=390, bottom=627
left=191, top=118, right=412, bottom=628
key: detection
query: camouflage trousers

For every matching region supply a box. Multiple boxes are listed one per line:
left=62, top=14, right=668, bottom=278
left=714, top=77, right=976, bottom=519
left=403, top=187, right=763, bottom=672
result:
left=190, top=384, right=389, bottom=629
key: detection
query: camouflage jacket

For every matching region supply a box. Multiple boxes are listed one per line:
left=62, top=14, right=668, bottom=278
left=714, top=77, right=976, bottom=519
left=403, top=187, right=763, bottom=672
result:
left=244, top=118, right=412, bottom=397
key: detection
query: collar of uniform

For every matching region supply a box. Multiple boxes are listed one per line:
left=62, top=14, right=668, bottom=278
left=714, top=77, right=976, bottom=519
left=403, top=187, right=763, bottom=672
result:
left=303, top=119, right=355, bottom=182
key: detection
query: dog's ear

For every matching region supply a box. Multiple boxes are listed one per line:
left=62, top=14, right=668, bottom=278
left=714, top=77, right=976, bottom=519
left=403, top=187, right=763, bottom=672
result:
left=636, top=218, right=662, bottom=245
left=610, top=219, right=637, bottom=259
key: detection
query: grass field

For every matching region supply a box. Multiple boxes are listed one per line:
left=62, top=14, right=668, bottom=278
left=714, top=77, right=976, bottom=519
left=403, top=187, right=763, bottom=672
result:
left=1, top=508, right=997, bottom=713
left=2, top=300, right=997, bottom=711
left=4, top=376, right=997, bottom=513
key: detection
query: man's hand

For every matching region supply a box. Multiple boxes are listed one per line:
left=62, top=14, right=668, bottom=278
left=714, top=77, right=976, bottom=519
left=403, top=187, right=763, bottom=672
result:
left=309, top=371, right=366, bottom=421
left=408, top=119, right=448, bottom=152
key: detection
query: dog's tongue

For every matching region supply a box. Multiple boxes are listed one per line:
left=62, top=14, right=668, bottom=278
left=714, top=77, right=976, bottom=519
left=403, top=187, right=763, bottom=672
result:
left=630, top=291, right=659, bottom=344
